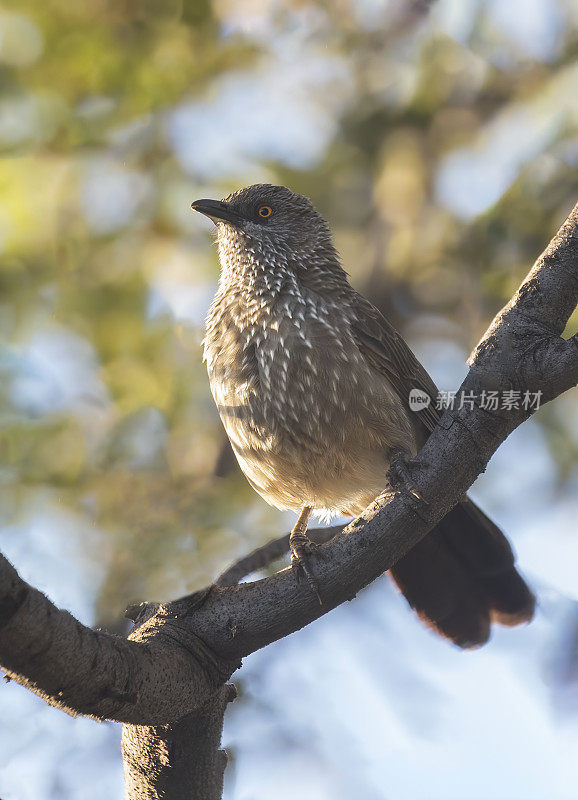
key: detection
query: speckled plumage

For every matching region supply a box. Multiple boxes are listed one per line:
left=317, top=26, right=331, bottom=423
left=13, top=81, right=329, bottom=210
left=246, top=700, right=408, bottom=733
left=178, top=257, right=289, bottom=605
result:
left=202, top=185, right=415, bottom=518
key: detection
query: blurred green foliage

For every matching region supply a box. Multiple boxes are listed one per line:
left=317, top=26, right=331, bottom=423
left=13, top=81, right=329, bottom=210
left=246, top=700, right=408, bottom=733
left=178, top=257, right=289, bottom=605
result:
left=0, top=0, right=577, bottom=624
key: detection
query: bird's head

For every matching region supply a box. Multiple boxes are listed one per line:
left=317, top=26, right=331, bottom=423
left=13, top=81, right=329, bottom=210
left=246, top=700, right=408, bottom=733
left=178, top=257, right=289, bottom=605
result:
left=191, top=184, right=344, bottom=289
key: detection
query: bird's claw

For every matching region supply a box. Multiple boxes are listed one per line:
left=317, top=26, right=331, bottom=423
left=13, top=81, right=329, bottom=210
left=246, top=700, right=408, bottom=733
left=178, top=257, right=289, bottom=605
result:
left=290, top=533, right=323, bottom=605
left=387, top=450, right=430, bottom=519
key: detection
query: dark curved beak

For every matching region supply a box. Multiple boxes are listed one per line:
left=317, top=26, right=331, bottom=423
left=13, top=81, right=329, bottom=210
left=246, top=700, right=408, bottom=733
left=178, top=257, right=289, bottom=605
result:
left=190, top=198, right=241, bottom=226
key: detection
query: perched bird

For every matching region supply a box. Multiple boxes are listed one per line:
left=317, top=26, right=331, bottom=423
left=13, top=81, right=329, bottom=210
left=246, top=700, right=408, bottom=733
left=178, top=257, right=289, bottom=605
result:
left=192, top=184, right=535, bottom=647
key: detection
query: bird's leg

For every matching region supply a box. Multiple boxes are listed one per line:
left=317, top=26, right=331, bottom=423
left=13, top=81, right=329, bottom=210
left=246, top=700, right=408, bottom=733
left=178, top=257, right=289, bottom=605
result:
left=387, top=449, right=419, bottom=496
left=290, top=506, right=322, bottom=605
left=386, top=448, right=430, bottom=518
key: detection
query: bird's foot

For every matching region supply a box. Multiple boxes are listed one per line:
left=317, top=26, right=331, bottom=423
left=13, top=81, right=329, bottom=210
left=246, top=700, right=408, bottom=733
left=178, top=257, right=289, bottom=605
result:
left=290, top=531, right=323, bottom=606
left=387, top=449, right=430, bottom=519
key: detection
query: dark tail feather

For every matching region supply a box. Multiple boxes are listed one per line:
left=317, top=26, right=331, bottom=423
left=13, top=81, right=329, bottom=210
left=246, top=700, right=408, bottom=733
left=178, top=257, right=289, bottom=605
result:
left=390, top=499, right=535, bottom=648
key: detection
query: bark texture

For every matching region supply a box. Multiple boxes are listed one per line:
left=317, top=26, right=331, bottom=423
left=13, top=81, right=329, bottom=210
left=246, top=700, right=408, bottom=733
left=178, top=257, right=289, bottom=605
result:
left=1, top=202, right=577, bottom=799
left=121, top=685, right=236, bottom=800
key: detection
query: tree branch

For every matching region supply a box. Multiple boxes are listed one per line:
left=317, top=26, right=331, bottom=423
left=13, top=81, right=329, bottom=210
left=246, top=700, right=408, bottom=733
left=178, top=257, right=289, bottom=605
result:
left=121, top=684, right=236, bottom=800
left=0, top=553, right=238, bottom=725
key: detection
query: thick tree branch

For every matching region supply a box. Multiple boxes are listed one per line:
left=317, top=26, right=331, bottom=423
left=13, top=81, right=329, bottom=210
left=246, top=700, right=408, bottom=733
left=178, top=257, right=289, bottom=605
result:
left=470, top=204, right=578, bottom=398
left=0, top=553, right=238, bottom=724
left=121, top=684, right=236, bottom=800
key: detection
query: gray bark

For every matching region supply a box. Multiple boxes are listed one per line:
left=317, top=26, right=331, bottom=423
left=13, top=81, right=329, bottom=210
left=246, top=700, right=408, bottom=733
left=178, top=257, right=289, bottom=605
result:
left=0, top=202, right=577, bottom=799
left=121, top=685, right=236, bottom=800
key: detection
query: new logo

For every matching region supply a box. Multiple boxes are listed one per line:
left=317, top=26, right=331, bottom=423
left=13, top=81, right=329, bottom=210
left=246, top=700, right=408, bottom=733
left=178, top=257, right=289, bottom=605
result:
left=409, top=388, right=431, bottom=411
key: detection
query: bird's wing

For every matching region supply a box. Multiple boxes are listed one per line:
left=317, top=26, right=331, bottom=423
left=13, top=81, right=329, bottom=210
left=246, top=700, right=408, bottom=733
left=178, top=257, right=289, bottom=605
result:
left=351, top=294, right=441, bottom=436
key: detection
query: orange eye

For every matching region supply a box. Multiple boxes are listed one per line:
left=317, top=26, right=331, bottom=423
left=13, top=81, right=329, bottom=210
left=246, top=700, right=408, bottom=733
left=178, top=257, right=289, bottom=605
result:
left=258, top=205, right=272, bottom=218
